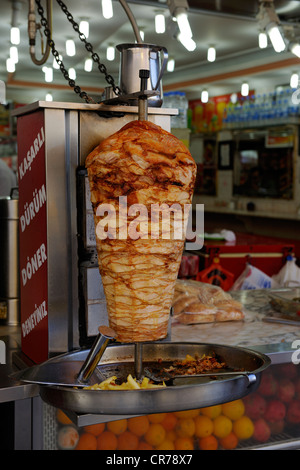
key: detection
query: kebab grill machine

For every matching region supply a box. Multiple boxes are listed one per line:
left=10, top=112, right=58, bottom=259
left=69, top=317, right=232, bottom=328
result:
left=12, top=0, right=270, bottom=416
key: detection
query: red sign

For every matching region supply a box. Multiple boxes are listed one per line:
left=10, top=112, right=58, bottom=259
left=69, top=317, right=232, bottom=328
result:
left=189, top=91, right=254, bottom=133
left=17, top=110, right=48, bottom=363
left=189, top=94, right=231, bottom=133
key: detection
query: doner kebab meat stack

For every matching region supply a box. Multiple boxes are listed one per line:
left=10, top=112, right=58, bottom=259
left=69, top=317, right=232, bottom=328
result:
left=86, top=120, right=196, bottom=342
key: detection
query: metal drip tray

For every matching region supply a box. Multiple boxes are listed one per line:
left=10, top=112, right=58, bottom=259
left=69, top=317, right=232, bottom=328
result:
left=14, top=342, right=270, bottom=415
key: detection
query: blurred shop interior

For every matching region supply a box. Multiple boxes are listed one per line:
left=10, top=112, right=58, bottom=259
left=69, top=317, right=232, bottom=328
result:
left=2, top=0, right=300, bottom=451
left=2, top=0, right=300, bottom=266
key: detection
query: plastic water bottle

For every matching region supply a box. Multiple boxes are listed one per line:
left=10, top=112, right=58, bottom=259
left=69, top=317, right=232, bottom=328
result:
left=254, top=94, right=263, bottom=123
left=273, top=99, right=282, bottom=124
left=250, top=95, right=260, bottom=125
left=247, top=95, right=256, bottom=126
left=163, top=91, right=173, bottom=108
left=262, top=92, right=272, bottom=125
left=163, top=91, right=188, bottom=128
left=266, top=92, right=275, bottom=124
left=163, top=91, right=177, bottom=127
left=273, top=90, right=284, bottom=123
left=281, top=98, right=289, bottom=121
left=241, top=96, right=251, bottom=127
left=172, top=91, right=181, bottom=128
left=287, top=88, right=299, bottom=117
left=222, top=107, right=228, bottom=129
left=177, top=91, right=188, bottom=128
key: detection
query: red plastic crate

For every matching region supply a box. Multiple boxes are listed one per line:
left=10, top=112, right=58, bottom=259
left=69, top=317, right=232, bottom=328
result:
left=187, top=232, right=295, bottom=287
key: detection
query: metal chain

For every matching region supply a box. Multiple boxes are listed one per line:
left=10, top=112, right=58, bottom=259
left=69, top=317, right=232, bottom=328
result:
left=35, top=0, right=94, bottom=103
left=56, top=0, right=121, bottom=96
left=35, top=0, right=121, bottom=103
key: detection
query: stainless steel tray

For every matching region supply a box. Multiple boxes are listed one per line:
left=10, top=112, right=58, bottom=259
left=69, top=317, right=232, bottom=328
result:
left=15, top=342, right=270, bottom=415
left=268, top=288, right=300, bottom=322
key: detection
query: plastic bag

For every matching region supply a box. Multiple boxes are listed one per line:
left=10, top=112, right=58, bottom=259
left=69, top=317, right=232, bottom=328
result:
left=271, top=255, right=300, bottom=288
left=172, top=279, right=244, bottom=324
left=204, top=229, right=236, bottom=242
left=231, top=264, right=279, bottom=291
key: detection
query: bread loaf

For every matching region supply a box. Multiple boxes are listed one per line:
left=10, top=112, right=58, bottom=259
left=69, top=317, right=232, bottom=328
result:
left=172, top=280, right=244, bottom=324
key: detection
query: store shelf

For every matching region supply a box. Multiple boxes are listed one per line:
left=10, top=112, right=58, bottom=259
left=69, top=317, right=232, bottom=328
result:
left=192, top=200, right=300, bottom=221
left=238, top=431, right=300, bottom=450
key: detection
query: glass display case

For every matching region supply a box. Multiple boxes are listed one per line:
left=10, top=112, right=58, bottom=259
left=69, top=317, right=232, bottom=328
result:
left=190, top=123, right=300, bottom=219
left=232, top=126, right=295, bottom=200
left=190, top=134, right=217, bottom=196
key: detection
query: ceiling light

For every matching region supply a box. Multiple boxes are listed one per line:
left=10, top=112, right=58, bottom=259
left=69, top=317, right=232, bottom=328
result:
left=176, top=10, right=192, bottom=38
left=266, top=23, right=286, bottom=52
left=155, top=13, right=165, bottom=34
left=84, top=58, right=93, bottom=72
left=177, top=33, right=196, bottom=51
left=207, top=46, right=216, bottom=62
left=167, top=58, right=175, bottom=72
left=10, top=26, right=20, bottom=45
left=290, top=42, right=300, bottom=58
left=241, top=82, right=249, bottom=97
left=68, top=68, right=76, bottom=80
left=140, top=30, right=145, bottom=41
left=201, top=90, right=209, bottom=103
left=43, top=67, right=53, bottom=83
left=66, top=39, right=76, bottom=57
left=230, top=93, right=238, bottom=104
left=167, top=0, right=195, bottom=50
left=102, top=0, right=113, bottom=19
left=257, top=1, right=286, bottom=53
left=167, top=0, right=192, bottom=38
left=290, top=72, right=299, bottom=89
left=10, top=46, right=18, bottom=64
left=258, top=31, right=268, bottom=48
left=45, top=93, right=53, bottom=101
left=106, top=45, right=115, bottom=61
left=6, top=58, right=15, bottom=73
left=53, top=55, right=63, bottom=69
left=79, top=20, right=89, bottom=38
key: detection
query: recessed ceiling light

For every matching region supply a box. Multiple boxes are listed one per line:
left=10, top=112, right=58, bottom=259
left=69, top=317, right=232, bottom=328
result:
left=6, top=58, right=15, bottom=73
left=201, top=90, right=209, bottom=103
left=84, top=58, right=93, bottom=72
left=10, top=27, right=20, bottom=45
left=10, top=46, right=18, bottom=63
left=68, top=68, right=76, bottom=80
left=241, top=82, right=249, bottom=96
left=44, top=67, right=53, bottom=83
left=167, top=58, right=175, bottom=72
left=106, top=45, right=115, bottom=61
left=155, top=13, right=165, bottom=34
left=207, top=46, right=216, bottom=62
left=290, top=72, right=299, bottom=89
left=102, top=0, right=113, bottom=19
left=79, top=20, right=89, bottom=38
left=66, top=39, right=76, bottom=57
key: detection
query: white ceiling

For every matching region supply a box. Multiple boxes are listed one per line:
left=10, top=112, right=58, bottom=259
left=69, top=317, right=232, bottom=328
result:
left=2, top=0, right=300, bottom=105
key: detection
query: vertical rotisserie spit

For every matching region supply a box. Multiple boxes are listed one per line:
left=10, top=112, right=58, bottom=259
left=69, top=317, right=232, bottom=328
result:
left=86, top=120, right=196, bottom=343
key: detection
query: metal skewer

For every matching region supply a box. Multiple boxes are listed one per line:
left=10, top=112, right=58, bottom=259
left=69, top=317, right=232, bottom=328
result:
left=138, top=69, right=150, bottom=121
left=144, top=367, right=257, bottom=386
left=76, top=325, right=116, bottom=384
left=134, top=342, right=144, bottom=380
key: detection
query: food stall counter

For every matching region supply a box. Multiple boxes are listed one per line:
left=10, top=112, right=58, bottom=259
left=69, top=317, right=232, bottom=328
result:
left=172, top=288, right=299, bottom=363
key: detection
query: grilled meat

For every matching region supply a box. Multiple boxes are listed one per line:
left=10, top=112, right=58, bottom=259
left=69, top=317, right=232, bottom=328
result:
left=86, top=120, right=196, bottom=342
